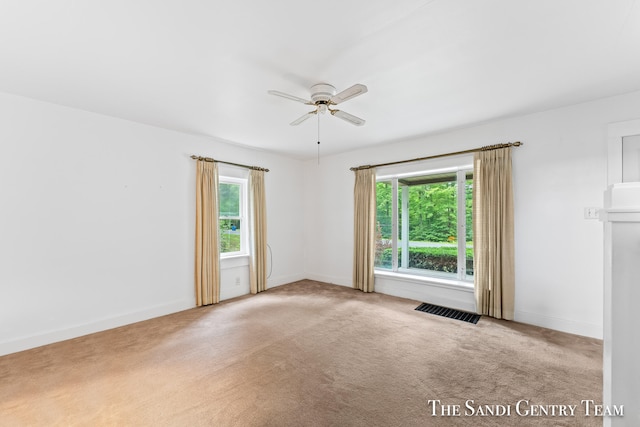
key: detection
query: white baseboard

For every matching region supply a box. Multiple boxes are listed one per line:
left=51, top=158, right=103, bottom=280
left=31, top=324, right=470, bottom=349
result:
left=0, top=299, right=194, bottom=357
left=306, top=273, right=351, bottom=287
left=305, top=273, right=476, bottom=314
left=374, top=275, right=601, bottom=338
left=2, top=281, right=601, bottom=357
left=374, top=275, right=476, bottom=313
left=514, top=310, right=602, bottom=339
left=268, top=272, right=308, bottom=288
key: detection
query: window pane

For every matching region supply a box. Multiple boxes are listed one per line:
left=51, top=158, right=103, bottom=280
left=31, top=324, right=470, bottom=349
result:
left=219, top=181, right=242, bottom=254
left=465, top=174, right=474, bottom=277
left=220, top=219, right=241, bottom=253
left=404, top=173, right=457, bottom=276
left=219, top=183, right=240, bottom=217
left=375, top=169, right=473, bottom=281
left=375, top=181, right=393, bottom=269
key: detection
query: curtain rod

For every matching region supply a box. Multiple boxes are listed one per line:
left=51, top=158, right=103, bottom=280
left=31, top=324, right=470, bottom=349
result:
left=190, top=155, right=269, bottom=172
left=349, top=141, right=522, bottom=171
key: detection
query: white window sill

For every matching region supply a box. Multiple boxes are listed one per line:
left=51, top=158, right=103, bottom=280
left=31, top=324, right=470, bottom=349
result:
left=374, top=269, right=474, bottom=292
left=220, top=254, right=249, bottom=269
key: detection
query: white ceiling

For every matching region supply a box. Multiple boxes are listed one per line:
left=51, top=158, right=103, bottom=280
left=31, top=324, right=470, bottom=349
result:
left=1, top=0, right=640, bottom=160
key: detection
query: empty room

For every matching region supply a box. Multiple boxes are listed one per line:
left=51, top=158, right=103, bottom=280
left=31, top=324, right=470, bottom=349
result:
left=1, top=1, right=640, bottom=426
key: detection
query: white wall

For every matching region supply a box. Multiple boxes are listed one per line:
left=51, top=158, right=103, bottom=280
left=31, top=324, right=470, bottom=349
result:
left=303, top=89, right=640, bottom=339
left=0, top=92, right=305, bottom=356
left=3, top=88, right=640, bottom=355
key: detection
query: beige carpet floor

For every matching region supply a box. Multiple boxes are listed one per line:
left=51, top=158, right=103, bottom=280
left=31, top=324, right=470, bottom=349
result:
left=0, top=280, right=602, bottom=426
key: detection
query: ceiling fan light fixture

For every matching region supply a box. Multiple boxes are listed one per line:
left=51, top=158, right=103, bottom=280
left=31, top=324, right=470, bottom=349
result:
left=268, top=82, right=367, bottom=127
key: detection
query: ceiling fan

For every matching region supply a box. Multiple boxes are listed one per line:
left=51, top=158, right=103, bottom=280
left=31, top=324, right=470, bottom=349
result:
left=268, top=83, right=368, bottom=126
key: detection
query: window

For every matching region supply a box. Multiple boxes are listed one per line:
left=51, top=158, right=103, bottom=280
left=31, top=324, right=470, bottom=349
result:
left=375, top=167, right=473, bottom=281
left=219, top=177, right=248, bottom=256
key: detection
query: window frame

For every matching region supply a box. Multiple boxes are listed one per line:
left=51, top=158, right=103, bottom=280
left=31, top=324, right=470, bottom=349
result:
left=218, top=176, right=249, bottom=258
left=375, top=164, right=474, bottom=282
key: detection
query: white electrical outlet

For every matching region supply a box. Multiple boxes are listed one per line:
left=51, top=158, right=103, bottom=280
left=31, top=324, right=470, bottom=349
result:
left=235, top=277, right=240, bottom=286
left=584, top=207, right=600, bottom=220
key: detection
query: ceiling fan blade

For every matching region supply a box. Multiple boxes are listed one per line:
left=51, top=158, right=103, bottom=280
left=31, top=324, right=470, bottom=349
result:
left=268, top=90, right=313, bottom=105
left=331, top=109, right=366, bottom=126
left=290, top=111, right=317, bottom=126
left=330, top=84, right=368, bottom=104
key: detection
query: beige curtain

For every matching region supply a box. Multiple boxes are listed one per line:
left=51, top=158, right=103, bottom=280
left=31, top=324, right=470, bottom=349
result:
left=249, top=169, right=267, bottom=294
left=195, top=160, right=221, bottom=306
left=473, top=147, right=515, bottom=320
left=353, top=168, right=377, bottom=292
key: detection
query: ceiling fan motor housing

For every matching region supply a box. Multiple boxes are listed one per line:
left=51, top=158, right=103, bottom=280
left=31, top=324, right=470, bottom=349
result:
left=310, top=83, right=337, bottom=103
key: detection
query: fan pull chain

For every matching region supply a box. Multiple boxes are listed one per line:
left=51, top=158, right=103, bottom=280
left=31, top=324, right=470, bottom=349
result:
left=317, top=112, right=321, bottom=165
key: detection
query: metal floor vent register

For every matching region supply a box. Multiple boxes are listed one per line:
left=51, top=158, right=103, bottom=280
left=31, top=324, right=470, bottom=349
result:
left=415, top=303, right=480, bottom=324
